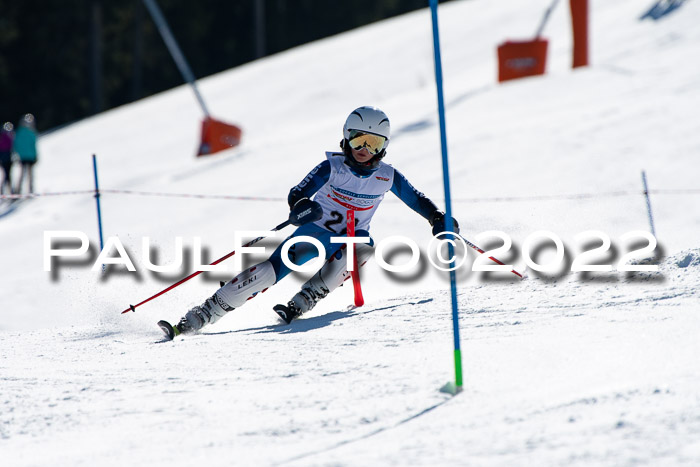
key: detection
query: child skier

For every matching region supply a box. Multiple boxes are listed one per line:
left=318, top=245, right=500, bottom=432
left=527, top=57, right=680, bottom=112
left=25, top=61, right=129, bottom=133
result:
left=161, top=106, right=458, bottom=338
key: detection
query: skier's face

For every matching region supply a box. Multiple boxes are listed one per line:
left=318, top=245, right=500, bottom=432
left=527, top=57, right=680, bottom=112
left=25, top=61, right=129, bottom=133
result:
left=351, top=146, right=374, bottom=164
left=347, top=130, right=386, bottom=162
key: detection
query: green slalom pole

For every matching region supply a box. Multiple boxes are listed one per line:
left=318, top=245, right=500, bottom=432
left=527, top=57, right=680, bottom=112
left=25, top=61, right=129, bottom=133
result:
left=429, top=0, right=463, bottom=394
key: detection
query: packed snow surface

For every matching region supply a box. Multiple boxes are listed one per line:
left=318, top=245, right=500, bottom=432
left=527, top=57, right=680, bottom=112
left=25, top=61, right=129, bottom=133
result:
left=1, top=0, right=699, bottom=465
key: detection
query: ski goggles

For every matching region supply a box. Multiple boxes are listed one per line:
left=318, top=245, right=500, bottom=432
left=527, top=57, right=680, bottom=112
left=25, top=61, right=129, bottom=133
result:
left=348, top=130, right=387, bottom=155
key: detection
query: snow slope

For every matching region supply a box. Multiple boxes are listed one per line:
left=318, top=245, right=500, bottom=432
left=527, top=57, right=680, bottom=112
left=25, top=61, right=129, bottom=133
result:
left=1, top=0, right=699, bottom=465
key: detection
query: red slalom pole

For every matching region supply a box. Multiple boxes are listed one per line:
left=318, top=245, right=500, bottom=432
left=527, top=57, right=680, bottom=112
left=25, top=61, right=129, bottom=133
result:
left=570, top=0, right=589, bottom=68
left=120, top=218, right=291, bottom=314
left=346, top=210, right=364, bottom=307
left=459, top=234, right=524, bottom=279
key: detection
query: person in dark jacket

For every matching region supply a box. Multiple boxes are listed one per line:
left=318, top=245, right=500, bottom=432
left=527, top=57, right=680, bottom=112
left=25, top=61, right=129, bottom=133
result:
left=0, top=122, right=15, bottom=195
left=13, top=113, right=38, bottom=194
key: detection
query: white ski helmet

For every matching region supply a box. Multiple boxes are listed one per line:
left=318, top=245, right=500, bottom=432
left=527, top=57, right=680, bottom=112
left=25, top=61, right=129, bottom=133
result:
left=342, top=106, right=390, bottom=173
left=343, top=106, right=390, bottom=142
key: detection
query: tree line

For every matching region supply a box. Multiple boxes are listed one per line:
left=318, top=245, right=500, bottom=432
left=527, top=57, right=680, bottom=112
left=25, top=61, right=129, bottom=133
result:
left=0, top=0, right=450, bottom=131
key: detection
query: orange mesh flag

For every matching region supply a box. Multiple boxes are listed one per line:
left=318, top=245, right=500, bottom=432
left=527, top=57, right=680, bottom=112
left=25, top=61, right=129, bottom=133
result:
left=198, top=117, right=242, bottom=156
left=497, top=39, right=548, bottom=83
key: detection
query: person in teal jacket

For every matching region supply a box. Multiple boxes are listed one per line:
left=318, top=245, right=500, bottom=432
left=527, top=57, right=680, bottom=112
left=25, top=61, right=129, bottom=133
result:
left=13, top=113, right=38, bottom=194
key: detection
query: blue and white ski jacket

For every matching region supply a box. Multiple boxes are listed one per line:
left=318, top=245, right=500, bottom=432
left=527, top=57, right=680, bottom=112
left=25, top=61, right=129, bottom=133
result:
left=288, top=152, right=439, bottom=233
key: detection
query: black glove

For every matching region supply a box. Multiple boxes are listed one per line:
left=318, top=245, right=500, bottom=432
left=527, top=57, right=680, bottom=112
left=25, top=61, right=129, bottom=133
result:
left=430, top=211, right=460, bottom=236
left=289, top=198, right=323, bottom=226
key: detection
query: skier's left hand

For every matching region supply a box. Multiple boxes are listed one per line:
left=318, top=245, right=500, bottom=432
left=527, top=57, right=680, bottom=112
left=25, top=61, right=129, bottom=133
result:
left=289, top=197, right=323, bottom=226
left=430, top=211, right=460, bottom=236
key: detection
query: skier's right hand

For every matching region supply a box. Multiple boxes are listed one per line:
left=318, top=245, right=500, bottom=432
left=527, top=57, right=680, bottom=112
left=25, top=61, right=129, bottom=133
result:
left=289, top=197, right=323, bottom=226
left=430, top=211, right=460, bottom=236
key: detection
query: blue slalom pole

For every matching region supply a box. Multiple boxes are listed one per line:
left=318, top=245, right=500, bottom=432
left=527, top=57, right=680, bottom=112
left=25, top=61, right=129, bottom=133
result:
left=92, top=154, right=105, bottom=252
left=641, top=170, right=656, bottom=237
left=429, top=0, right=463, bottom=393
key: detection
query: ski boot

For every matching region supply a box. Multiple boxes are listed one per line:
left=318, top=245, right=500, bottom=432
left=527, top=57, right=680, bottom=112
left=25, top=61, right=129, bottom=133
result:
left=273, top=301, right=302, bottom=325
left=158, top=295, right=231, bottom=340
left=157, top=311, right=200, bottom=341
left=273, top=281, right=329, bottom=324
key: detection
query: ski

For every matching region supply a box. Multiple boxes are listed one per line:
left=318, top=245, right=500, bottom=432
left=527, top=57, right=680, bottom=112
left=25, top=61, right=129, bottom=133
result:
left=157, top=320, right=179, bottom=341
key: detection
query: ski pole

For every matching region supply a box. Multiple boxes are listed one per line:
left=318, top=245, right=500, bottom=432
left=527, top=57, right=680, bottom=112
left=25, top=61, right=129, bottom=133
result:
left=458, top=233, right=524, bottom=279
left=535, top=0, right=560, bottom=38
left=120, top=218, right=292, bottom=314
